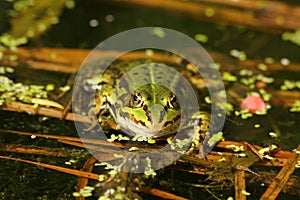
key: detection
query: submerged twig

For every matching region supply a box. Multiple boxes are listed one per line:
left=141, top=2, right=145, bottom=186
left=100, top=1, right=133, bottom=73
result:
left=105, top=0, right=300, bottom=33
left=0, top=155, right=100, bottom=180
left=0, top=129, right=125, bottom=148
left=0, top=143, right=68, bottom=157
left=1, top=129, right=294, bottom=166
left=77, top=156, right=99, bottom=200
left=260, top=145, right=300, bottom=200
left=234, top=169, right=247, bottom=200
left=138, top=187, right=188, bottom=200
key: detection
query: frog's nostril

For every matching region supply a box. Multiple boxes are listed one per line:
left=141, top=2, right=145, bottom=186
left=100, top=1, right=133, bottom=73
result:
left=159, top=109, right=166, bottom=123
left=149, top=104, right=165, bottom=125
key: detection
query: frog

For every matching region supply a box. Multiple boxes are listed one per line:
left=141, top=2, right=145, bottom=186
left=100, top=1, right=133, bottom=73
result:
left=82, top=58, right=211, bottom=154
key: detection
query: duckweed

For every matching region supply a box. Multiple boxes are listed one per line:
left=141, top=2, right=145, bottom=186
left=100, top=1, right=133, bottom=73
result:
left=225, top=144, right=244, bottom=152
left=152, top=27, right=166, bottom=38
left=241, top=190, right=251, bottom=196
left=237, top=153, right=247, bottom=157
left=145, top=49, right=154, bottom=57
left=107, top=134, right=118, bottom=142
left=147, top=138, right=156, bottom=144
left=259, top=89, right=272, bottom=101
left=218, top=157, right=226, bottom=162
left=59, top=85, right=71, bottom=92
left=0, top=75, right=57, bottom=106
left=269, top=132, right=278, bottom=138
left=280, top=58, right=290, bottom=66
left=290, top=100, right=300, bottom=112
left=98, top=175, right=106, bottom=182
left=235, top=109, right=253, bottom=119
left=144, top=157, right=157, bottom=178
left=295, top=161, right=300, bottom=168
left=65, top=0, right=76, bottom=9
left=128, top=147, right=139, bottom=151
left=208, top=131, right=224, bottom=146
left=281, top=80, right=300, bottom=90
left=204, top=96, right=211, bottom=104
left=72, top=186, right=95, bottom=198
left=257, top=63, right=268, bottom=71
left=282, top=29, right=300, bottom=46
left=45, top=84, right=55, bottom=91
left=194, top=33, right=208, bottom=43
left=205, top=8, right=215, bottom=17
left=254, top=124, right=261, bottom=128
left=239, top=69, right=253, bottom=76
left=222, top=72, right=237, bottom=82
left=229, top=49, right=247, bottom=61
left=113, top=154, right=124, bottom=158
left=0, top=34, right=28, bottom=47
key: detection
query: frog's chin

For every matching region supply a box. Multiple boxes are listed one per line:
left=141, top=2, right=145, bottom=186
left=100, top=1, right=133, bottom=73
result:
left=116, top=116, right=179, bottom=139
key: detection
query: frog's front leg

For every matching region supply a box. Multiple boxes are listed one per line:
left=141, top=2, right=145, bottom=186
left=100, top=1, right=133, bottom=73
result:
left=85, top=95, right=112, bottom=132
left=186, top=111, right=211, bottom=157
left=84, top=104, right=101, bottom=132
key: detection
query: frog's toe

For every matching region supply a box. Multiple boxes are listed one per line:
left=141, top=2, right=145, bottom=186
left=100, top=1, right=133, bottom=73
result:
left=83, top=120, right=100, bottom=132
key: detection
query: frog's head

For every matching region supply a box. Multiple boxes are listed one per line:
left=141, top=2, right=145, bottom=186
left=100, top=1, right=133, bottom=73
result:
left=116, top=84, right=181, bottom=139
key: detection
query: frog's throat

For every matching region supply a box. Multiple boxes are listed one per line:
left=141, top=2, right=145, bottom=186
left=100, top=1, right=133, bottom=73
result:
left=116, top=109, right=181, bottom=137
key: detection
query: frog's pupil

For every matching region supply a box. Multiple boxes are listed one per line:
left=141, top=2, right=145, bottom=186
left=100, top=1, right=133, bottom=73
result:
left=168, top=94, right=179, bottom=109
left=133, top=95, right=139, bottom=101
left=131, top=93, right=144, bottom=108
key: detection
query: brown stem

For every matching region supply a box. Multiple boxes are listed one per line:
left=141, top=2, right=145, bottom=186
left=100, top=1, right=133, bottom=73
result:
left=103, top=0, right=300, bottom=33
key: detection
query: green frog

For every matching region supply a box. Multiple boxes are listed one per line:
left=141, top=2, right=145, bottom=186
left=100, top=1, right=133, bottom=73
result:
left=83, top=58, right=211, bottom=153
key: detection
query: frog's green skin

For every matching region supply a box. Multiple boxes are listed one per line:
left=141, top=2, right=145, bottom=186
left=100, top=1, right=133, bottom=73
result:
left=88, top=59, right=210, bottom=149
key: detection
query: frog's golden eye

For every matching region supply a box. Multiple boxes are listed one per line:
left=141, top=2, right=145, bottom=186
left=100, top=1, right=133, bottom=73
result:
left=168, top=94, right=179, bottom=109
left=130, top=92, right=144, bottom=108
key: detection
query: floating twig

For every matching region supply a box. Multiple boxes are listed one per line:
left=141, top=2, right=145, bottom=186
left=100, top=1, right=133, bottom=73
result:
left=2, top=101, right=91, bottom=123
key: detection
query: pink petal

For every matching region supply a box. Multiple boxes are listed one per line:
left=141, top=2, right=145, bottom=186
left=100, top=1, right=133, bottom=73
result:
left=241, top=96, right=266, bottom=113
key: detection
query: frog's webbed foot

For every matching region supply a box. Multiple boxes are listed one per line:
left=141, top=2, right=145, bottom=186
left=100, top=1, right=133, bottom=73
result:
left=186, top=112, right=210, bottom=158
left=186, top=137, right=208, bottom=160
left=84, top=105, right=102, bottom=132
left=84, top=119, right=99, bottom=132
left=185, top=130, right=205, bottom=155
left=84, top=99, right=115, bottom=132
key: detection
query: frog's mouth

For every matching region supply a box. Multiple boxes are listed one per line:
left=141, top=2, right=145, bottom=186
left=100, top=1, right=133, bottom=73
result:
left=116, top=111, right=181, bottom=139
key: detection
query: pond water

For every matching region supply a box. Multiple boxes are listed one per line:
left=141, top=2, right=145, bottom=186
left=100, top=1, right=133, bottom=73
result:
left=42, top=0, right=300, bottom=148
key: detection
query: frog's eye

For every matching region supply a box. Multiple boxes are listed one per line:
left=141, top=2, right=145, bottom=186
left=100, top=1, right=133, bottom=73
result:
left=130, top=93, right=144, bottom=108
left=168, top=94, right=179, bottom=109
